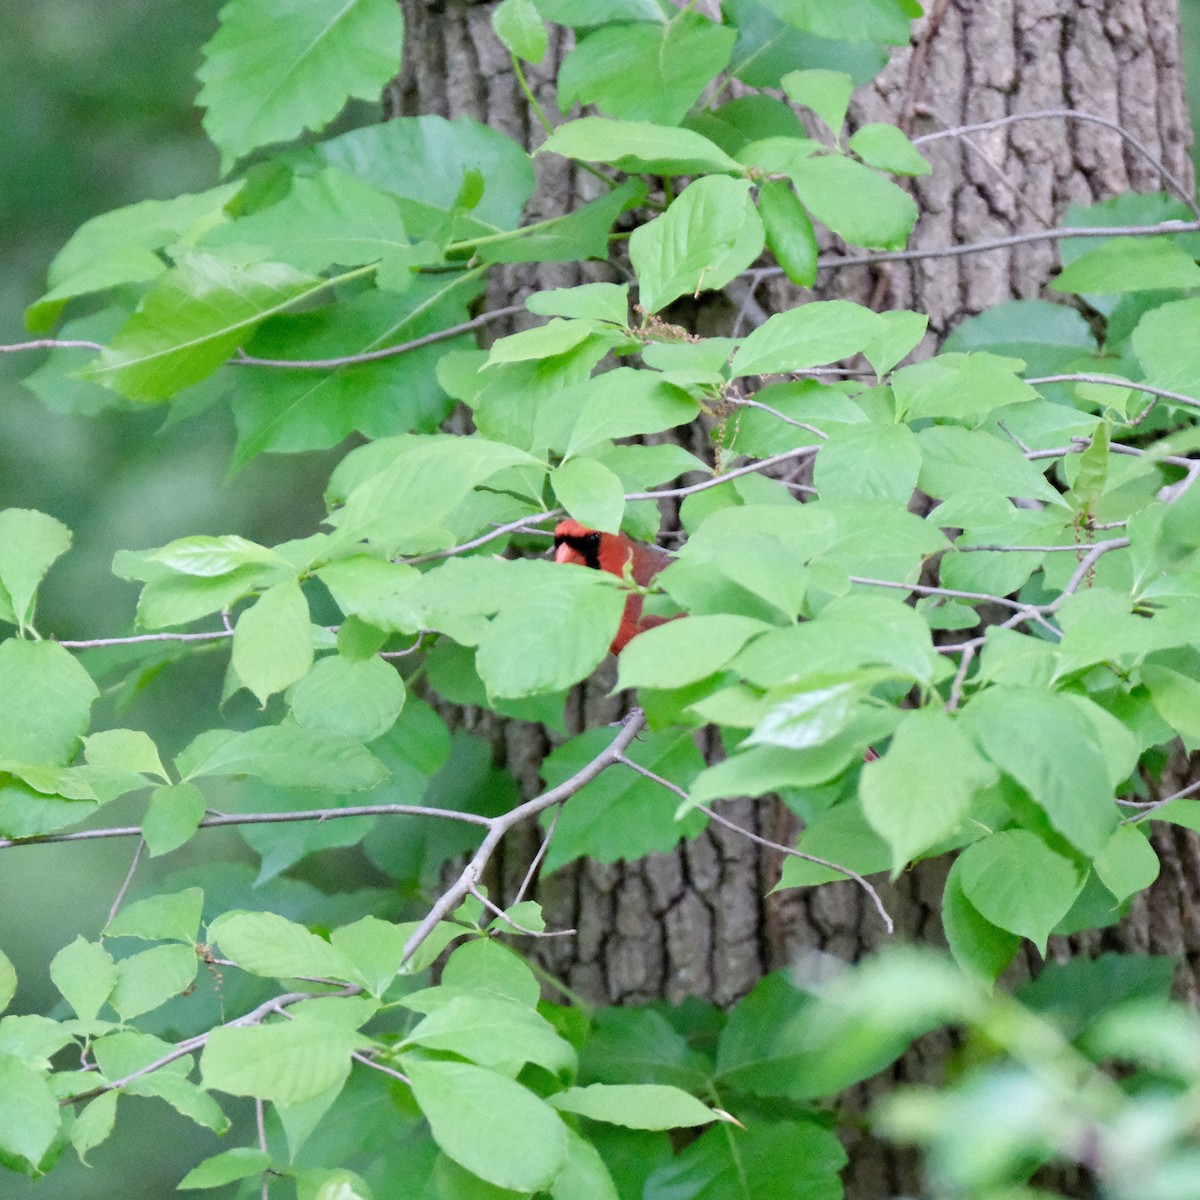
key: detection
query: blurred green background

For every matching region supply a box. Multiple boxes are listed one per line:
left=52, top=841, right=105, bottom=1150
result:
left=0, top=2, right=1198, bottom=1195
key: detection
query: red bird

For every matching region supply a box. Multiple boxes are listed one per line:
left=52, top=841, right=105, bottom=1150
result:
left=552, top=519, right=675, bottom=654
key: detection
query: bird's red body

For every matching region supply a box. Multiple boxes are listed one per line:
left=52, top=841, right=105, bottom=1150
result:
left=552, top=518, right=674, bottom=653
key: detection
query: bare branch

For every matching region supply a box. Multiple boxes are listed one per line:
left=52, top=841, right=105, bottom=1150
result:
left=401, top=709, right=648, bottom=964
left=1025, top=373, right=1200, bottom=413
left=469, top=884, right=575, bottom=939
left=56, top=629, right=235, bottom=650
left=351, top=1051, right=410, bottom=1085
left=0, top=802, right=493, bottom=852
left=106, top=839, right=145, bottom=926
left=847, top=574, right=1033, bottom=614
left=0, top=338, right=105, bottom=354
left=911, top=108, right=1199, bottom=215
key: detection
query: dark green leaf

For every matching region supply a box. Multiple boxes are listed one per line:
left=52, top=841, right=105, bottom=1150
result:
left=756, top=180, right=818, bottom=286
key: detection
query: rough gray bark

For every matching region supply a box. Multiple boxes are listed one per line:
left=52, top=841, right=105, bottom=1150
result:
left=390, top=1, right=1196, bottom=1194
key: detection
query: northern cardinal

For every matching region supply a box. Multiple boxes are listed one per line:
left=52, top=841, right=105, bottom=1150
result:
left=552, top=518, right=675, bottom=654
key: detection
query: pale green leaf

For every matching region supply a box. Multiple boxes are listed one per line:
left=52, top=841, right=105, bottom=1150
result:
left=81, top=253, right=324, bottom=402
left=1052, top=237, right=1200, bottom=294
left=400, top=1057, right=569, bottom=1192
left=942, top=856, right=1021, bottom=986
left=1093, top=824, right=1160, bottom=903
left=0, top=949, right=15, bottom=1016
left=209, top=911, right=357, bottom=982
left=791, top=152, right=917, bottom=249
left=630, top=176, right=762, bottom=313
left=550, top=1083, right=718, bottom=1130
left=957, top=830, right=1085, bottom=953
left=730, top=300, right=883, bottom=377
left=616, top=615, right=773, bottom=690
left=329, top=917, right=406, bottom=998
left=232, top=579, right=315, bottom=705
left=1132, top=298, right=1200, bottom=397
left=814, top=422, right=920, bottom=503
left=70, top=1092, right=117, bottom=1164
left=0, top=1055, right=60, bottom=1169
left=181, top=724, right=387, bottom=791
left=147, top=533, right=290, bottom=578
left=109, top=944, right=198, bottom=1020
left=893, top=352, right=1039, bottom=422
left=179, top=1147, right=274, bottom=1190
left=552, top=458, right=626, bottom=534
left=848, top=122, right=931, bottom=175
left=83, top=728, right=167, bottom=781
left=537, top=117, right=742, bottom=177
left=781, top=68, right=853, bottom=132
left=0, top=640, right=98, bottom=765
left=558, top=14, right=735, bottom=126
left=197, top=0, right=405, bottom=168
left=50, top=938, right=116, bottom=1022
left=105, top=888, right=204, bottom=944
left=142, top=782, right=208, bottom=857
left=0, top=509, right=71, bottom=632
left=203, top=1017, right=361, bottom=1104
left=493, top=0, right=548, bottom=63
left=860, top=709, right=996, bottom=870
left=288, top=654, right=406, bottom=741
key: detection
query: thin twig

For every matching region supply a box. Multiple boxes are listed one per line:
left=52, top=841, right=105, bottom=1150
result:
left=1126, top=776, right=1200, bottom=824
left=351, top=1051, right=410, bottom=1085
left=469, top=884, right=574, bottom=939
left=105, top=838, right=145, bottom=927
left=57, top=629, right=235, bottom=650
left=847, top=574, right=1033, bottom=613
left=512, top=803, right=563, bottom=908
left=401, top=710, right=647, bottom=964
left=614, top=755, right=894, bottom=934
left=911, top=108, right=1199, bottom=215
left=232, top=305, right=526, bottom=370
left=945, top=642, right=977, bottom=712
left=0, top=802, right=494, bottom=852
left=0, top=338, right=105, bottom=354
left=1025, top=373, right=1200, bottom=413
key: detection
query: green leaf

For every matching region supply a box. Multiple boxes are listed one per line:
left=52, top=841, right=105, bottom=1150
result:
left=894, top=350, right=1040, bottom=422
left=616, top=616, right=773, bottom=691
left=552, top=458, right=626, bottom=534
left=630, top=176, right=763, bottom=313
left=957, top=830, right=1085, bottom=953
left=487, top=318, right=599, bottom=364
left=961, top=687, right=1118, bottom=856
left=644, top=1119, right=847, bottom=1200
left=760, top=0, right=919, bottom=43
left=780, top=68, right=853, bottom=132
left=1132, top=298, right=1200, bottom=397
left=329, top=917, right=406, bottom=998
left=564, top=368, right=700, bottom=456
left=232, top=579, right=314, bottom=705
left=109, top=944, right=198, bottom=1020
left=473, top=564, right=629, bottom=698
left=0, top=949, right=15, bottom=1016
left=208, top=910, right=357, bottom=982
left=814, top=422, right=921, bottom=503
left=23, top=183, right=241, bottom=331
left=540, top=728, right=707, bottom=872
left=81, top=253, right=324, bottom=402
left=83, top=729, right=167, bottom=780
left=1142, top=664, right=1200, bottom=741
left=202, top=167, right=410, bottom=273
left=1092, top=824, right=1159, bottom=903
left=552, top=1128, right=621, bottom=1200
left=790, top=152, right=917, bottom=249
left=730, top=300, right=883, bottom=377
left=49, top=937, right=116, bottom=1022
left=402, top=994, right=575, bottom=1074
left=942, top=855, right=1021, bottom=986
left=848, top=122, right=931, bottom=176
left=756, top=179, right=818, bottom=286
left=861, top=710, right=996, bottom=870
left=400, top=1057, right=568, bottom=1193
left=558, top=14, right=735, bottom=126
left=1052, top=236, right=1200, bottom=294
left=181, top=724, right=387, bottom=791
left=142, top=782, right=208, bottom=857
left=0, top=640, right=98, bottom=765
left=537, top=117, right=742, bottom=177
left=0, top=1055, right=60, bottom=1170
left=327, top=435, right=541, bottom=555
left=492, top=0, right=548, bottom=63
left=550, top=1084, right=718, bottom=1130
left=0, top=509, right=71, bottom=632
left=202, top=1016, right=361, bottom=1104
left=917, top=425, right=1061, bottom=504
left=178, top=1147, right=274, bottom=1190
left=318, top=114, right=534, bottom=236
left=197, top=0, right=405, bottom=169
left=105, top=888, right=204, bottom=944
left=528, top=282, right=630, bottom=324
left=288, top=654, right=406, bottom=741
left=70, top=1091, right=117, bottom=1164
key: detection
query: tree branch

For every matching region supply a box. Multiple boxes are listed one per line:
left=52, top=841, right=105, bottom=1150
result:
left=400, top=709, right=647, bottom=964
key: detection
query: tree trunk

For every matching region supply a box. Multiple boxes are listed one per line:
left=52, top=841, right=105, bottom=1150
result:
left=390, top=1, right=1196, bottom=1194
